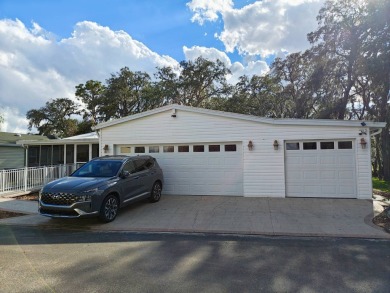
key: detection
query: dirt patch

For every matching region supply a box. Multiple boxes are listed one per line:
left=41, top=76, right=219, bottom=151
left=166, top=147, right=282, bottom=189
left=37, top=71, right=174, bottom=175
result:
left=0, top=193, right=38, bottom=219
left=373, top=190, right=390, bottom=233
left=373, top=189, right=390, bottom=199
left=373, top=207, right=390, bottom=233
left=0, top=209, right=27, bottom=219
left=15, top=193, right=38, bottom=201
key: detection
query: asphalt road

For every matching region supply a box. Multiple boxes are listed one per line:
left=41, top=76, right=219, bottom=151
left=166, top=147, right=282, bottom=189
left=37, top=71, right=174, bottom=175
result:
left=0, top=225, right=389, bottom=293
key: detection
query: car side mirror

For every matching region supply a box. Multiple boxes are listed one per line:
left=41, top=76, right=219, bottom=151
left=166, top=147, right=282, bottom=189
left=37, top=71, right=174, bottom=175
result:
left=121, top=171, right=130, bottom=179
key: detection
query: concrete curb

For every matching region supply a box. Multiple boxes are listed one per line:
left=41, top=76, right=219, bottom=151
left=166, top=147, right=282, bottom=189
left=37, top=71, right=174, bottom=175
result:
left=1, top=221, right=390, bottom=240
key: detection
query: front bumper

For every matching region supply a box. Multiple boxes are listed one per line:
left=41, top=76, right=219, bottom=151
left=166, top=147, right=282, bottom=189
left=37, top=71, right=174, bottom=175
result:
left=39, top=200, right=99, bottom=218
left=38, top=193, right=99, bottom=218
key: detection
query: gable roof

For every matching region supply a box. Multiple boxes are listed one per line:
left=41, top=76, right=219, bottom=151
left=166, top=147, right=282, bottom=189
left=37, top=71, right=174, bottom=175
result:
left=63, top=132, right=98, bottom=140
left=0, top=132, right=51, bottom=145
left=93, top=104, right=387, bottom=130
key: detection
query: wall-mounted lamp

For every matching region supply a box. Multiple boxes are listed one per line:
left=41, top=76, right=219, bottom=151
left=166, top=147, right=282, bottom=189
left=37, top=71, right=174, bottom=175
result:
left=248, top=140, right=254, bottom=151
left=273, top=140, right=279, bottom=150
left=103, top=144, right=109, bottom=153
left=360, top=138, right=367, bottom=149
left=171, top=109, right=177, bottom=118
left=359, top=129, right=367, bottom=135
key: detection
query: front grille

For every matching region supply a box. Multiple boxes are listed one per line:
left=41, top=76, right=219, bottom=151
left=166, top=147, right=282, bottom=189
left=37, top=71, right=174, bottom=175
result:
left=41, top=192, right=78, bottom=206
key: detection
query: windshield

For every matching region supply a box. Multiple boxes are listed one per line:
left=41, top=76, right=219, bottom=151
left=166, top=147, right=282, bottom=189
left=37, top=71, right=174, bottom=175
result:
left=72, top=160, right=123, bottom=177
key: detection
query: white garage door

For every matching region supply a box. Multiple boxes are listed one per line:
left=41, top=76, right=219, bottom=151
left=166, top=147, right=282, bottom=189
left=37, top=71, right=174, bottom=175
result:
left=285, top=140, right=356, bottom=198
left=115, top=143, right=243, bottom=196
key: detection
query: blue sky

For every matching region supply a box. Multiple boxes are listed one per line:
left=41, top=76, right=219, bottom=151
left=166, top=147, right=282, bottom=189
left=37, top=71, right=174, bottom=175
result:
left=1, top=0, right=239, bottom=62
left=0, top=0, right=324, bottom=132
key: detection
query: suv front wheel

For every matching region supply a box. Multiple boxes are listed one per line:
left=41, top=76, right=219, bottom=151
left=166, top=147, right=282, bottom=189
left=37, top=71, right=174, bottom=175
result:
left=99, top=194, right=119, bottom=222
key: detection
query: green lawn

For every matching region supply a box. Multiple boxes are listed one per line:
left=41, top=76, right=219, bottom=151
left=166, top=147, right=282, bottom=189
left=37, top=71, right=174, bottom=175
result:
left=372, top=177, right=390, bottom=192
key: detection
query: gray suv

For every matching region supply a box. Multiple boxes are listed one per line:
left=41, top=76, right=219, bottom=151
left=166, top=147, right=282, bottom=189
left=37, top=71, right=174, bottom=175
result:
left=39, top=155, right=164, bottom=222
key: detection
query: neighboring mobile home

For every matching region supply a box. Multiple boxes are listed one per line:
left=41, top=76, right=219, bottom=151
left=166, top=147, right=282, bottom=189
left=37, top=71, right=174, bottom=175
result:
left=0, top=132, right=51, bottom=169
left=93, top=104, right=386, bottom=199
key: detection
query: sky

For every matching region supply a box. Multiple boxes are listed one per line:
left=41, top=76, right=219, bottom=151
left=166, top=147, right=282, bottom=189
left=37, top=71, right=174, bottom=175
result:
left=0, top=0, right=325, bottom=133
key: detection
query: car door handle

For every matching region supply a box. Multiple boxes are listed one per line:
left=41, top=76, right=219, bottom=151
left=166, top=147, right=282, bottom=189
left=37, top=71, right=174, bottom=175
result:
left=134, top=176, right=140, bottom=179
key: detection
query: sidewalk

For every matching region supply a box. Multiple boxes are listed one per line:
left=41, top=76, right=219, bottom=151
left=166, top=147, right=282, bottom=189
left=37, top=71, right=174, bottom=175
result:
left=0, top=195, right=389, bottom=239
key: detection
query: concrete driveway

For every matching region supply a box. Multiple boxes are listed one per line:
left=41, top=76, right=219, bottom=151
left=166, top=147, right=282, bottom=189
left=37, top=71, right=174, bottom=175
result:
left=0, top=195, right=389, bottom=238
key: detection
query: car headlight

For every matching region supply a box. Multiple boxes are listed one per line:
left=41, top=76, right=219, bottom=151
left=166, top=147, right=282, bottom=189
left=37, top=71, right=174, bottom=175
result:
left=84, top=188, right=98, bottom=194
left=77, top=188, right=98, bottom=202
left=77, top=194, right=92, bottom=202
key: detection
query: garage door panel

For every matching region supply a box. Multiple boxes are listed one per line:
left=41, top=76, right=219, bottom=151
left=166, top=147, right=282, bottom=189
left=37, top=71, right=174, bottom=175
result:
left=224, top=171, right=242, bottom=179
left=175, top=184, right=191, bottom=194
left=320, top=171, right=336, bottom=179
left=288, top=185, right=303, bottom=193
left=320, top=156, right=336, bottom=164
left=224, top=157, right=241, bottom=166
left=163, top=184, right=174, bottom=193
left=208, top=158, right=225, bottom=165
left=286, top=140, right=356, bottom=198
left=191, top=171, right=207, bottom=179
left=321, top=185, right=337, bottom=194
left=303, top=156, right=318, bottom=164
left=190, top=184, right=209, bottom=194
left=303, top=185, right=320, bottom=194
left=288, top=157, right=302, bottom=164
left=339, top=186, right=355, bottom=195
left=303, top=171, right=319, bottom=180
left=339, top=171, right=354, bottom=179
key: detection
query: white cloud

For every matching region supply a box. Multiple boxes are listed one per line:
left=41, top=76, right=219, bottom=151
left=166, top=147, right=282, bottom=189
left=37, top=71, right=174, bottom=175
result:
left=187, top=0, right=233, bottom=25
left=183, top=45, right=232, bottom=66
left=0, top=19, right=179, bottom=133
left=187, top=0, right=324, bottom=57
left=0, top=107, right=29, bottom=133
left=183, top=45, right=269, bottom=83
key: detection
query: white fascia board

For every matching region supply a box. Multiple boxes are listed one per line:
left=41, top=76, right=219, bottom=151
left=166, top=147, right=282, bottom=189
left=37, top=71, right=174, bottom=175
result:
left=16, top=138, right=99, bottom=145
left=92, top=104, right=387, bottom=130
left=0, top=143, right=23, bottom=147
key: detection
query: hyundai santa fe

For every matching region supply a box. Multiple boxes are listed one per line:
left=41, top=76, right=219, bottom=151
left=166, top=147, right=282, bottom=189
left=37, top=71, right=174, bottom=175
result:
left=39, top=155, right=164, bottom=222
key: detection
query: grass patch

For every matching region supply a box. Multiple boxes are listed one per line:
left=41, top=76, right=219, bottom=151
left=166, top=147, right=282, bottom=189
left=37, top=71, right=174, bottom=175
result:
left=373, top=177, right=390, bottom=193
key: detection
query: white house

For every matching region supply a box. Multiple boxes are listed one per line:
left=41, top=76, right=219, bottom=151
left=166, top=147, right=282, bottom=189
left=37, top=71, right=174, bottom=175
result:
left=94, top=104, right=386, bottom=199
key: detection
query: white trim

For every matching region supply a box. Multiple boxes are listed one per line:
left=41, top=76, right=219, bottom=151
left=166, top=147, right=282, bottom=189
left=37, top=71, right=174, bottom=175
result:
left=16, top=138, right=98, bottom=146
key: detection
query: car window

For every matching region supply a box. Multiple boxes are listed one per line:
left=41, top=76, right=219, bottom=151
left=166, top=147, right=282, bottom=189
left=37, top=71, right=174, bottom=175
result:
left=72, top=160, right=122, bottom=177
left=122, top=160, right=135, bottom=174
left=134, top=159, right=147, bottom=173
left=145, top=158, right=154, bottom=169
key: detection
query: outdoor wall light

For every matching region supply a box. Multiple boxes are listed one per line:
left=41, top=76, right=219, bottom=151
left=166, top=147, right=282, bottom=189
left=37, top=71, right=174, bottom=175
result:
left=360, top=138, right=367, bottom=149
left=103, top=144, right=109, bottom=153
left=273, top=140, right=279, bottom=150
left=248, top=140, right=254, bottom=151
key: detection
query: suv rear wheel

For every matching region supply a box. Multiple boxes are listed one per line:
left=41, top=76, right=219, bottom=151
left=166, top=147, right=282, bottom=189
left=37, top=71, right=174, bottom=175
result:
left=150, top=182, right=162, bottom=203
left=99, top=194, right=119, bottom=222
